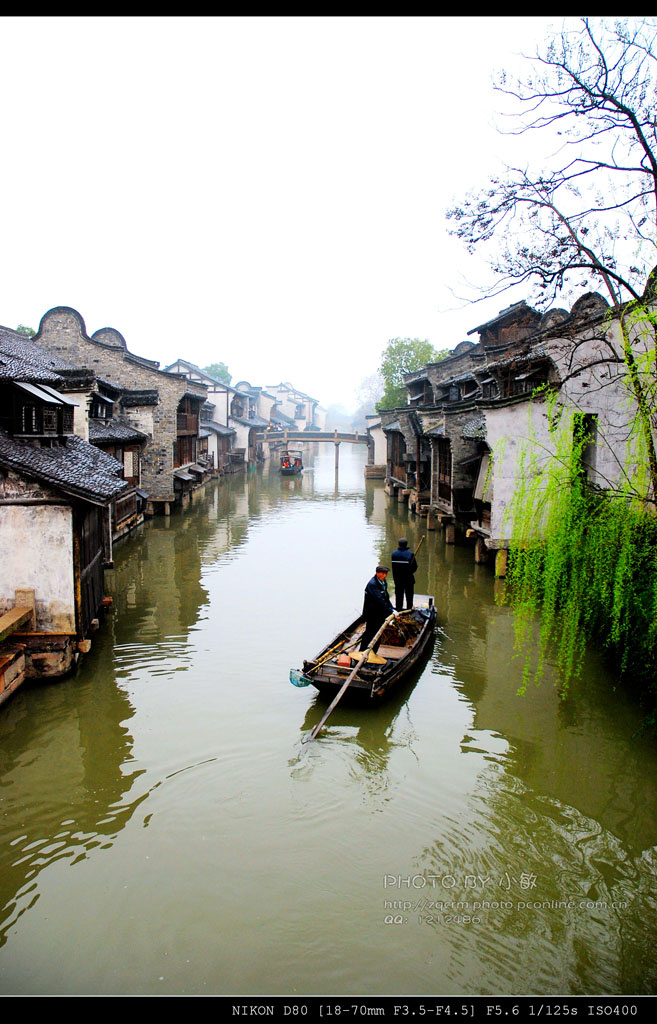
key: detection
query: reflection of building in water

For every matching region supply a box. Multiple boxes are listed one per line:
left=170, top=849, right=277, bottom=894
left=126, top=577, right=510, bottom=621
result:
left=0, top=625, right=140, bottom=947
left=363, top=479, right=388, bottom=525
left=110, top=514, right=208, bottom=643
left=427, top=556, right=657, bottom=854
left=463, top=609, right=657, bottom=853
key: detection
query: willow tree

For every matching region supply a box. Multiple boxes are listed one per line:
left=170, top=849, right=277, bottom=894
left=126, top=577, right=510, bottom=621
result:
left=447, top=17, right=657, bottom=693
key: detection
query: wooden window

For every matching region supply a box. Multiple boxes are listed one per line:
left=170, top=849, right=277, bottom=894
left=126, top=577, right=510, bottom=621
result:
left=42, top=407, right=58, bottom=433
left=21, top=405, right=37, bottom=433
left=175, top=435, right=195, bottom=467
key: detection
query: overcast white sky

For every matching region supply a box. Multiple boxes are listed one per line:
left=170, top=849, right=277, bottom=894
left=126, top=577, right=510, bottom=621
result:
left=1, top=15, right=578, bottom=411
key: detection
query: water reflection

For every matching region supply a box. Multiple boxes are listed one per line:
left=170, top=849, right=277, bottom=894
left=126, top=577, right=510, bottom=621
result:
left=298, top=669, right=425, bottom=771
left=0, top=630, right=142, bottom=949
left=1, top=446, right=657, bottom=995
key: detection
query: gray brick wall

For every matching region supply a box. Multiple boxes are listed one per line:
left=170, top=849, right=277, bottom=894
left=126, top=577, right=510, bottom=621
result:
left=34, top=307, right=206, bottom=501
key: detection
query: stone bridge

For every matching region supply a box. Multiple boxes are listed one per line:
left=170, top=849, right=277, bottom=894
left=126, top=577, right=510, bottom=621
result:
left=256, top=428, right=373, bottom=470
left=256, top=429, right=370, bottom=446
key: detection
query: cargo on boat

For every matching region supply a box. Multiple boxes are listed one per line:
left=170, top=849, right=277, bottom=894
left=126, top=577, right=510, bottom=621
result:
left=291, top=595, right=435, bottom=702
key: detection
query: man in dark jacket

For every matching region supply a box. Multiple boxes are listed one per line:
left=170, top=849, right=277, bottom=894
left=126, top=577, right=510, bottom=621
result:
left=358, top=565, right=394, bottom=661
left=391, top=538, right=418, bottom=611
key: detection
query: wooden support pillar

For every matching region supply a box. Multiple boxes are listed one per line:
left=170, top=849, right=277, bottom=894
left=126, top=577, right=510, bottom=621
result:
left=495, top=548, right=508, bottom=578
left=334, top=440, right=340, bottom=474
left=445, top=524, right=456, bottom=545
left=474, top=537, right=488, bottom=564
left=415, top=436, right=421, bottom=491
left=426, top=510, right=437, bottom=531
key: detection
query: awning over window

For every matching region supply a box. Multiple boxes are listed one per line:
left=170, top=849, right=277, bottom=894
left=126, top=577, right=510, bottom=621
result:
left=15, top=381, right=63, bottom=404
left=20, top=381, right=78, bottom=406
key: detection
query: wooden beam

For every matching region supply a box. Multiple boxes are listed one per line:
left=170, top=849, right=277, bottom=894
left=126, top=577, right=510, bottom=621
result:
left=0, top=607, right=33, bottom=645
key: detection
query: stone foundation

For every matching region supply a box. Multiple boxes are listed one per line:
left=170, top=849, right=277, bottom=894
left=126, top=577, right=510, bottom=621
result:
left=12, top=633, right=77, bottom=679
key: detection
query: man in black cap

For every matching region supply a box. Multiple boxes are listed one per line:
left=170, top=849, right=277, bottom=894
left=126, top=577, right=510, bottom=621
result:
left=357, top=564, right=394, bottom=663
left=391, top=538, right=418, bottom=611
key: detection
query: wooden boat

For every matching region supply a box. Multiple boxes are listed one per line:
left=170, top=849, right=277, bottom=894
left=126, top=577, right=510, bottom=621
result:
left=291, top=595, right=436, bottom=702
left=280, top=449, right=303, bottom=475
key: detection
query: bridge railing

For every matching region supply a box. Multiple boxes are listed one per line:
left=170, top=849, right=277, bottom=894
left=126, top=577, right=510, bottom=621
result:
left=255, top=429, right=370, bottom=445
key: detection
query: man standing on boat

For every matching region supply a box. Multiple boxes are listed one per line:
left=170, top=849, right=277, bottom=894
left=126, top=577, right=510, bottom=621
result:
left=391, top=538, right=418, bottom=611
left=357, top=565, right=394, bottom=664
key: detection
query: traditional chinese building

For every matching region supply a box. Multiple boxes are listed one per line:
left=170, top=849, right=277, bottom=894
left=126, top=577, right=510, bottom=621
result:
left=0, top=328, right=129, bottom=701
left=34, top=308, right=208, bottom=515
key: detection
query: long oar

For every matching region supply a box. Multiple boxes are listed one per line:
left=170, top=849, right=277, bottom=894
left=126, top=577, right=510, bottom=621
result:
left=304, top=611, right=403, bottom=743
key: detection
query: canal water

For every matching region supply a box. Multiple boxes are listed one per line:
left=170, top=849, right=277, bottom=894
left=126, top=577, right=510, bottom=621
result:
left=1, top=445, right=657, bottom=996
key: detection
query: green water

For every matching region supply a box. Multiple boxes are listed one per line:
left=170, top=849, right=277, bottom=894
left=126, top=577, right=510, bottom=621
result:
left=1, top=445, right=656, bottom=995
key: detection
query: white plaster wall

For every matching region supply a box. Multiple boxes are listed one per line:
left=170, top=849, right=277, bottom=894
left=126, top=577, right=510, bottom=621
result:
left=367, top=421, right=387, bottom=465
left=206, top=386, right=231, bottom=427
left=258, top=393, right=275, bottom=420
left=124, top=406, right=154, bottom=438
left=483, top=313, right=654, bottom=544
left=0, top=504, right=75, bottom=631
left=231, top=420, right=250, bottom=458
left=273, top=390, right=297, bottom=421
left=485, top=400, right=557, bottom=543
left=548, top=328, right=641, bottom=492
left=66, top=390, right=89, bottom=441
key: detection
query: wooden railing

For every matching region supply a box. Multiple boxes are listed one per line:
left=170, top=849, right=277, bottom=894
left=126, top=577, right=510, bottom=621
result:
left=113, top=490, right=138, bottom=527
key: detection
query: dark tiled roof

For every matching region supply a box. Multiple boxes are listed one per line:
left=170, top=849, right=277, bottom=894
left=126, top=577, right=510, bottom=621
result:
left=485, top=345, right=552, bottom=373
left=0, top=327, right=73, bottom=383
left=163, top=358, right=234, bottom=388
left=270, top=411, right=297, bottom=426
left=231, top=415, right=270, bottom=427
left=462, top=417, right=487, bottom=439
left=200, top=423, right=235, bottom=436
left=120, top=391, right=159, bottom=407
left=467, top=301, right=539, bottom=336
left=0, top=428, right=128, bottom=504
left=88, top=419, right=148, bottom=444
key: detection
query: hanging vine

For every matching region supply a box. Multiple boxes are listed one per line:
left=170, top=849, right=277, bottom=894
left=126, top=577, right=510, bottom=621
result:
left=497, top=365, right=657, bottom=700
